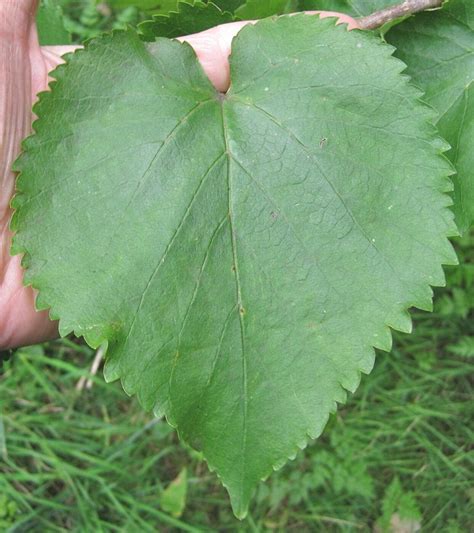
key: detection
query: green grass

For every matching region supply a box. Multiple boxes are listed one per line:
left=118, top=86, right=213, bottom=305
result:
left=1, top=234, right=473, bottom=531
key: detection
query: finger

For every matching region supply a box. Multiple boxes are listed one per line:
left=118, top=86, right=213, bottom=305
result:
left=0, top=256, right=59, bottom=349
left=3, top=0, right=38, bottom=12
left=178, top=11, right=359, bottom=93
left=0, top=0, right=58, bottom=349
left=178, top=20, right=251, bottom=93
left=0, top=0, right=38, bottom=39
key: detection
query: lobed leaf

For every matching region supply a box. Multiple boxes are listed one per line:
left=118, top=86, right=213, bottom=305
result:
left=12, top=15, right=457, bottom=517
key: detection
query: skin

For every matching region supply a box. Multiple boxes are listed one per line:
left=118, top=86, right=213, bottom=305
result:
left=0, top=0, right=357, bottom=349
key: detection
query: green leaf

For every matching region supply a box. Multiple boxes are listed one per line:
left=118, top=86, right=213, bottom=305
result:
left=36, top=0, right=71, bottom=45
left=139, top=1, right=235, bottom=39
left=212, top=0, right=247, bottom=12
left=377, top=477, right=422, bottom=532
left=12, top=15, right=457, bottom=517
left=161, top=468, right=188, bottom=517
left=235, top=0, right=289, bottom=18
left=387, top=0, right=474, bottom=233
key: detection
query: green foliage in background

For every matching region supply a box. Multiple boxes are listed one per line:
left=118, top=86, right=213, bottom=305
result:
left=139, top=1, right=234, bottom=38
left=161, top=468, right=188, bottom=517
left=36, top=0, right=71, bottom=44
left=38, top=0, right=143, bottom=42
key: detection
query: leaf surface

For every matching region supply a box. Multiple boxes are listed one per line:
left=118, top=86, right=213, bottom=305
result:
left=387, top=0, right=474, bottom=232
left=12, top=15, right=456, bottom=517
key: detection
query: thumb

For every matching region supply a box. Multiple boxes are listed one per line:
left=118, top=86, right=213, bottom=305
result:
left=0, top=0, right=38, bottom=40
left=0, top=0, right=40, bottom=218
left=0, top=0, right=59, bottom=350
left=178, top=20, right=251, bottom=94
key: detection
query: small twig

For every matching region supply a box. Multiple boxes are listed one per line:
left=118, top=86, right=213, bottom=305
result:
left=75, top=374, right=86, bottom=392
left=75, top=346, right=105, bottom=392
left=357, top=0, right=443, bottom=30
left=85, top=346, right=104, bottom=389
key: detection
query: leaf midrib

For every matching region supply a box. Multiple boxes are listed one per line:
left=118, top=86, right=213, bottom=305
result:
left=221, top=99, right=249, bottom=509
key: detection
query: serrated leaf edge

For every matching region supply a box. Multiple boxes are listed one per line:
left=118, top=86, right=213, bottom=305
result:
left=10, top=16, right=459, bottom=519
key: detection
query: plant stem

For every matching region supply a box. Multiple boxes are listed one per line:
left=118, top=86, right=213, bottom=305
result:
left=357, top=0, right=443, bottom=30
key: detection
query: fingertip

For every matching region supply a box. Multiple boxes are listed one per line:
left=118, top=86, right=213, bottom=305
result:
left=178, top=20, right=253, bottom=93
left=178, top=31, right=229, bottom=93
left=175, top=11, right=359, bottom=93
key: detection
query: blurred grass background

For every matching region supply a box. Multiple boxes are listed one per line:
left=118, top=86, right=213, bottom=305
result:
left=1, top=1, right=473, bottom=530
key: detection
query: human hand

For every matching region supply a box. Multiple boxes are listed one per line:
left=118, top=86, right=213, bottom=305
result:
left=0, top=0, right=78, bottom=349
left=0, top=1, right=357, bottom=349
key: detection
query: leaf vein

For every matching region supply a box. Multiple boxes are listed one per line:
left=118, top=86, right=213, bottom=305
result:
left=221, top=103, right=248, bottom=505
left=123, top=151, right=226, bottom=348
